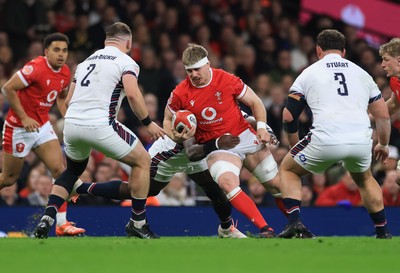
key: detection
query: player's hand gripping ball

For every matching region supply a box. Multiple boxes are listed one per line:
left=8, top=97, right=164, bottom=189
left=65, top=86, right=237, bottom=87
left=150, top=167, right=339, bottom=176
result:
left=172, top=110, right=197, bottom=133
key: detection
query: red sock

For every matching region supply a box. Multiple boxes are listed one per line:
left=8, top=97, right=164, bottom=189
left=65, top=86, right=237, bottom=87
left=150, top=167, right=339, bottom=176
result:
left=228, top=188, right=268, bottom=229
left=275, top=198, right=288, bottom=218
left=58, top=202, right=67, bottom=213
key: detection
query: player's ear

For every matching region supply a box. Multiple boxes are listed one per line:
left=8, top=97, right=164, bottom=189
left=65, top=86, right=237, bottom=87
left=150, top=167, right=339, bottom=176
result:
left=126, top=39, right=131, bottom=51
left=44, top=48, right=49, bottom=57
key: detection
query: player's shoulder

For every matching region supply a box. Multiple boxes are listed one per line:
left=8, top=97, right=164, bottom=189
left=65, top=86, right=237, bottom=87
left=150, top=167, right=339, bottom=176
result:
left=174, top=78, right=191, bottom=93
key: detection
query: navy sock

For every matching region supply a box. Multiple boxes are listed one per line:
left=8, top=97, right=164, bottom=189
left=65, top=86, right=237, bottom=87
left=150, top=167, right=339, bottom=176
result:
left=369, top=209, right=389, bottom=236
left=43, top=195, right=65, bottom=221
left=78, top=180, right=123, bottom=199
left=282, top=198, right=301, bottom=224
left=131, top=197, right=146, bottom=222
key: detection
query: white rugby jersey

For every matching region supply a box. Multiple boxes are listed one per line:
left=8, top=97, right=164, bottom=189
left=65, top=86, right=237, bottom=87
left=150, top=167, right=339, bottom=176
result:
left=290, top=53, right=381, bottom=145
left=65, top=46, right=140, bottom=126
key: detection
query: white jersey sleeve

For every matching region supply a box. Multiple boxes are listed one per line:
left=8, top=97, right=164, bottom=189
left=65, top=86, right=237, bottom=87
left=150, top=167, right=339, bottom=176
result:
left=65, top=46, right=140, bottom=126
left=290, top=53, right=380, bottom=145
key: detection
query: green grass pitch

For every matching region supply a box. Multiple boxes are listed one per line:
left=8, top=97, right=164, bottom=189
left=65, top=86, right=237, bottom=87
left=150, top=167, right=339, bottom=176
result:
left=0, top=237, right=398, bottom=273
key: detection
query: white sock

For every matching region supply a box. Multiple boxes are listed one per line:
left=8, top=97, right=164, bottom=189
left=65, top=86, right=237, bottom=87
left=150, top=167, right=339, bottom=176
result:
left=56, top=212, right=67, bottom=226
left=133, top=219, right=146, bottom=229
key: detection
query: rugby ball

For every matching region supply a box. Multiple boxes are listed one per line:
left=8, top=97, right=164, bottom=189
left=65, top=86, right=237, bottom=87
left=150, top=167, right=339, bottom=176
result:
left=172, top=110, right=197, bottom=133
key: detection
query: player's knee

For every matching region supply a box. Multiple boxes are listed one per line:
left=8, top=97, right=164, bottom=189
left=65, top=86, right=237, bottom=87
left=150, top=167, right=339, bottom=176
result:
left=49, top=165, right=64, bottom=179
left=252, top=155, right=278, bottom=183
left=0, top=174, right=18, bottom=188
left=54, top=169, right=79, bottom=193
left=209, top=161, right=240, bottom=184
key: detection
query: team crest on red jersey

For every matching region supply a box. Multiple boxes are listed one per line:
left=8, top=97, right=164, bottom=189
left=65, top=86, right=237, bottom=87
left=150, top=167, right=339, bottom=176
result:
left=22, top=65, right=33, bottom=75
left=16, top=142, right=25, bottom=153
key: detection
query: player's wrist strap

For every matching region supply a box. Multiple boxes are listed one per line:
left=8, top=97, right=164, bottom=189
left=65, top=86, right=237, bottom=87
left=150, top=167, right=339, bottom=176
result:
left=204, top=138, right=220, bottom=155
left=141, top=115, right=152, bottom=126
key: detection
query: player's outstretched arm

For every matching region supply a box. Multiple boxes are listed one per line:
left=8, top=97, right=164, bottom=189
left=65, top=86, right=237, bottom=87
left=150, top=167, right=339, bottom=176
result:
left=123, top=73, right=166, bottom=139
left=2, top=73, right=39, bottom=132
left=184, top=134, right=240, bottom=161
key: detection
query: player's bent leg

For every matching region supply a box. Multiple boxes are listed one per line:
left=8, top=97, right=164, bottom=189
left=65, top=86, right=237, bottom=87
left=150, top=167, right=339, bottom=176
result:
left=33, top=139, right=65, bottom=179
left=277, top=154, right=314, bottom=239
left=148, top=180, right=168, bottom=197
left=0, top=152, right=25, bottom=189
left=119, top=143, right=158, bottom=239
left=189, top=171, right=246, bottom=237
left=350, top=170, right=391, bottom=239
left=35, top=158, right=88, bottom=239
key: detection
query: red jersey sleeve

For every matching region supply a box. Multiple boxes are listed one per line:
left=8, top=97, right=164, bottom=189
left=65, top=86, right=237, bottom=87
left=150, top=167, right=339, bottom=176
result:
left=18, top=60, right=39, bottom=87
left=167, top=85, right=186, bottom=114
left=227, top=73, right=246, bottom=99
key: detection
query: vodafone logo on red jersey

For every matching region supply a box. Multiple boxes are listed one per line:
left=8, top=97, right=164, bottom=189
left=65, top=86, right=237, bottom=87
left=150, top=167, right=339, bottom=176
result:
left=201, top=107, right=216, bottom=120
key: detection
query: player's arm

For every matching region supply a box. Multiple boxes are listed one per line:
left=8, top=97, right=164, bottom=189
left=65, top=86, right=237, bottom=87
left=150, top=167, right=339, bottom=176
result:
left=369, top=96, right=391, bottom=162
left=122, top=73, right=166, bottom=139
left=1, top=72, right=39, bottom=132
left=239, top=86, right=270, bottom=144
left=163, top=106, right=195, bottom=144
left=64, top=81, right=76, bottom=111
left=57, top=88, right=69, bottom=117
left=242, top=111, right=279, bottom=145
left=282, top=92, right=306, bottom=147
left=184, top=135, right=240, bottom=161
left=385, top=93, right=400, bottom=116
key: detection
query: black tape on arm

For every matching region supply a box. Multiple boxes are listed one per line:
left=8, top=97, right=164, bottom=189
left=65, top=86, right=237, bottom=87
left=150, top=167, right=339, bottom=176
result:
left=283, top=94, right=306, bottom=133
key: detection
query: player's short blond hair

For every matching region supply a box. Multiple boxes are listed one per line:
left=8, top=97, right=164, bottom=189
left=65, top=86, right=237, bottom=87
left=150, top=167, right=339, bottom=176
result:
left=182, top=43, right=208, bottom=67
left=379, top=38, right=400, bottom=57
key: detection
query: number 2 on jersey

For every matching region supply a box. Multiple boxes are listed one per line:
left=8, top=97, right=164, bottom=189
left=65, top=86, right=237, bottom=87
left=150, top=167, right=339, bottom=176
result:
left=81, top=64, right=96, bottom=87
left=334, top=72, right=348, bottom=96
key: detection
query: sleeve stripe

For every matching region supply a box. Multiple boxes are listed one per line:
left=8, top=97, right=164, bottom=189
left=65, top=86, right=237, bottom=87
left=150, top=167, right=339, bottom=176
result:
left=123, top=70, right=137, bottom=78
left=16, top=71, right=29, bottom=87
left=369, top=93, right=382, bottom=104
left=236, top=84, right=247, bottom=99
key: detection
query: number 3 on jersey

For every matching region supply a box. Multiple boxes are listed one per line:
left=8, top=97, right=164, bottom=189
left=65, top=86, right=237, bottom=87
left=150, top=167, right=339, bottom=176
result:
left=334, top=72, right=348, bottom=96
left=81, top=64, right=96, bottom=87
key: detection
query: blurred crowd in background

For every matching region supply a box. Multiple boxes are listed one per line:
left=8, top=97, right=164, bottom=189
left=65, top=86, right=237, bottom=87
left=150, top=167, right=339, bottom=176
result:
left=0, top=0, right=400, bottom=208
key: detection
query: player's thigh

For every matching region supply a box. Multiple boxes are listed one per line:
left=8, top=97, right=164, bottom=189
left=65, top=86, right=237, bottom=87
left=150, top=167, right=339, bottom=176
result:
left=63, top=123, right=92, bottom=161
left=342, top=144, right=372, bottom=173
left=291, top=142, right=341, bottom=174
left=33, top=139, right=64, bottom=178
left=0, top=152, right=25, bottom=184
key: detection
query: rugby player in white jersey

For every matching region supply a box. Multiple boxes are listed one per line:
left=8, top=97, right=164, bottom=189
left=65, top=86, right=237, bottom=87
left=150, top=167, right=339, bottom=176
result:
left=278, top=29, right=391, bottom=239
left=34, top=22, right=166, bottom=239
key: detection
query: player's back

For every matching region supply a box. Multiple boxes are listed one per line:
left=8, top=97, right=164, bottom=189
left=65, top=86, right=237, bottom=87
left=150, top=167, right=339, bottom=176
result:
left=291, top=53, right=380, bottom=145
left=66, top=46, right=138, bottom=126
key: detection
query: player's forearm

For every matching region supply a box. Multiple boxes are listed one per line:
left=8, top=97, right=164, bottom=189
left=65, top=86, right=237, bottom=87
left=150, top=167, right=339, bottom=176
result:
left=57, top=98, right=67, bottom=117
left=375, top=118, right=391, bottom=146
left=127, top=94, right=150, bottom=122
left=4, top=89, right=28, bottom=119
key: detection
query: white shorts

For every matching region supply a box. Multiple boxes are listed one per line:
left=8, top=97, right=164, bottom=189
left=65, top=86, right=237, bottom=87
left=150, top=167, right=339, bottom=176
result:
left=2, top=121, right=58, bottom=157
left=291, top=132, right=373, bottom=174
left=63, top=121, right=139, bottom=161
left=149, top=137, right=207, bottom=182
left=210, top=128, right=264, bottom=160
